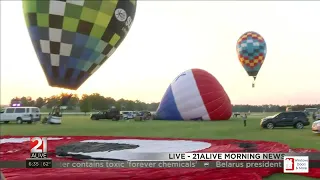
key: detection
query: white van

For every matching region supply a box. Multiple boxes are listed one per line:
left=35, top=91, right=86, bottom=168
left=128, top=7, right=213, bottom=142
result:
left=0, top=107, right=41, bottom=124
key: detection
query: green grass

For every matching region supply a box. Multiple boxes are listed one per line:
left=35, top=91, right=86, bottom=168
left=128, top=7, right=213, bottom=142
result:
left=1, top=113, right=319, bottom=180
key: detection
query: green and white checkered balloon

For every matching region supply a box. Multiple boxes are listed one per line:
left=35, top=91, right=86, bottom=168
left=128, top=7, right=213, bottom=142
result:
left=23, top=0, right=137, bottom=90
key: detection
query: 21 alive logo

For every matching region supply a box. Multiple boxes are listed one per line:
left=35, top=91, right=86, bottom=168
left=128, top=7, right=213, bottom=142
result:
left=283, top=156, right=309, bottom=173
left=30, top=137, right=48, bottom=158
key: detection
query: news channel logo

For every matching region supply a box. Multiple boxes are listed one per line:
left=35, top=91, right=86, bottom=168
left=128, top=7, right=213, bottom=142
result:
left=30, top=137, right=48, bottom=158
left=283, top=156, right=309, bottom=173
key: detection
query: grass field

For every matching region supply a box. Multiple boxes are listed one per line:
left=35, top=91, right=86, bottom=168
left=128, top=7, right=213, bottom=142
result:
left=1, top=113, right=319, bottom=180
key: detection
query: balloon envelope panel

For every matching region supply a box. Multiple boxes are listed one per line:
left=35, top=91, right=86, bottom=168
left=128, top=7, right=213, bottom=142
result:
left=156, top=69, right=232, bottom=121
left=236, top=31, right=266, bottom=77
left=23, top=0, right=137, bottom=90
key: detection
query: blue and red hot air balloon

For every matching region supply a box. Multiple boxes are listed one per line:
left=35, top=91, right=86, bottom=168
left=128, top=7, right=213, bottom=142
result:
left=156, top=69, right=232, bottom=121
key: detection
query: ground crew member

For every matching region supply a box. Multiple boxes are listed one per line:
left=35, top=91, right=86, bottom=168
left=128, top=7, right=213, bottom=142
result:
left=242, top=113, right=247, bottom=127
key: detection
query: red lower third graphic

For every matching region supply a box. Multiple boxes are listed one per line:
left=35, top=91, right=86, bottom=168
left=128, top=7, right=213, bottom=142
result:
left=1, top=136, right=320, bottom=180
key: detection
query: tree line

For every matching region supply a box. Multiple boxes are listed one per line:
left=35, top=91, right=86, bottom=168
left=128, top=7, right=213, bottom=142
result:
left=232, top=104, right=320, bottom=113
left=8, top=93, right=320, bottom=113
left=9, top=93, right=159, bottom=112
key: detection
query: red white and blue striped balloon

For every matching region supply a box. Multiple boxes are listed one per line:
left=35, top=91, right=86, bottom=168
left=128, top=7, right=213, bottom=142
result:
left=156, top=69, right=232, bottom=121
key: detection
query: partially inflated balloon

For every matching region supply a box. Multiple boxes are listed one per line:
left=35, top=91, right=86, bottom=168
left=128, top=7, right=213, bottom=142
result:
left=23, top=0, right=137, bottom=90
left=156, top=69, right=232, bottom=121
left=236, top=31, right=266, bottom=87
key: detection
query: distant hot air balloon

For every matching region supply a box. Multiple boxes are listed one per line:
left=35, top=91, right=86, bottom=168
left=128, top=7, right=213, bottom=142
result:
left=23, top=0, right=137, bottom=90
left=236, top=31, right=267, bottom=88
left=156, top=69, right=232, bottom=121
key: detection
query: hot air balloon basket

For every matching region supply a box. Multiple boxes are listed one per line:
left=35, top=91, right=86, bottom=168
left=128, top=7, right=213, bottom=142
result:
left=42, top=116, right=62, bottom=125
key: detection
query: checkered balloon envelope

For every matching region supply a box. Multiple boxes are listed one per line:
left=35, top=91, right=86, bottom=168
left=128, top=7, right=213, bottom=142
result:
left=23, top=0, right=137, bottom=90
left=236, top=31, right=267, bottom=77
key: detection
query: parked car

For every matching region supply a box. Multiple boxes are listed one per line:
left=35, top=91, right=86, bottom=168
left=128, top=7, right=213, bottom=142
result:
left=0, top=107, right=41, bottom=124
left=260, top=111, right=310, bottom=129
left=134, top=111, right=152, bottom=121
left=233, top=112, right=241, bottom=117
left=121, top=111, right=134, bottom=120
left=312, top=120, right=320, bottom=134
left=304, top=108, right=318, bottom=116
left=90, top=108, right=120, bottom=121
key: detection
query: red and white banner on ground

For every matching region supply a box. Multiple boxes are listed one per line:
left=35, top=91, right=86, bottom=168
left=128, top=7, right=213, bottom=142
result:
left=1, top=136, right=319, bottom=180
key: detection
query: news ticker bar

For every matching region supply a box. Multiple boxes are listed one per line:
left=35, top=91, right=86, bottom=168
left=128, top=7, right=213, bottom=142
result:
left=28, top=152, right=320, bottom=161
left=0, top=160, right=320, bottom=168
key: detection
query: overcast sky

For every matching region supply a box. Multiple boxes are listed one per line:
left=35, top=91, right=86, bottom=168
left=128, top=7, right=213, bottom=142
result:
left=1, top=1, right=319, bottom=105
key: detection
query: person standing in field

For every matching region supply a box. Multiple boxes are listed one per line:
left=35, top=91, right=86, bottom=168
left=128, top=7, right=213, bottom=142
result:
left=242, top=113, right=247, bottom=127
left=312, top=112, right=317, bottom=121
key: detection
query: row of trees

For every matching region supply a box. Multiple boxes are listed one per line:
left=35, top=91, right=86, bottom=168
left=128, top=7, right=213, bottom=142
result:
left=9, top=94, right=320, bottom=113
left=232, top=104, right=320, bottom=112
left=10, top=93, right=160, bottom=112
